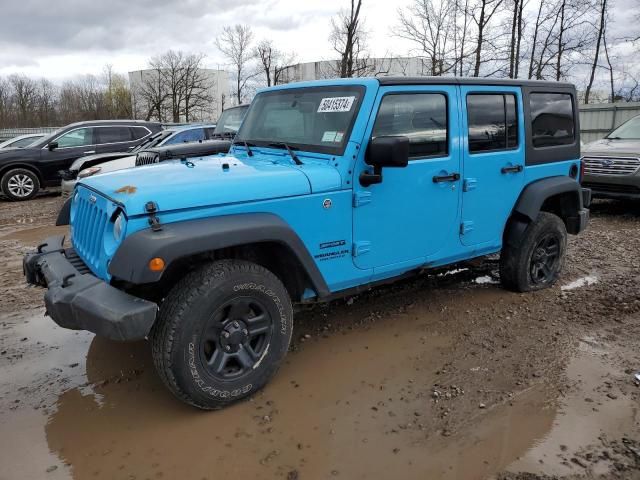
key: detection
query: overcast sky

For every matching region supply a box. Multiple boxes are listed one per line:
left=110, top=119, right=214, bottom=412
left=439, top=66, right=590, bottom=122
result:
left=0, top=0, right=638, bottom=82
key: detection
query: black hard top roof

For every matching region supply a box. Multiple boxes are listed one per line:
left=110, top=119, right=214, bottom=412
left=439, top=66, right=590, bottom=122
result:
left=376, top=76, right=575, bottom=89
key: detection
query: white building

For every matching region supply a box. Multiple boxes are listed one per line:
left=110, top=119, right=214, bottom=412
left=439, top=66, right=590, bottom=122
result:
left=277, top=57, right=436, bottom=84
left=129, top=68, right=229, bottom=123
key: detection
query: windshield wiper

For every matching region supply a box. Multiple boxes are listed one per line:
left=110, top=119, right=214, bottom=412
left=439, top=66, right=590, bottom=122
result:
left=232, top=140, right=255, bottom=157
left=606, top=136, right=623, bottom=140
left=268, top=142, right=303, bottom=165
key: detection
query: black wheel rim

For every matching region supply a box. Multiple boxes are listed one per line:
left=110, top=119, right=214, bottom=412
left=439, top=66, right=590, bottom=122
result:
left=529, top=233, right=561, bottom=284
left=199, top=296, right=273, bottom=381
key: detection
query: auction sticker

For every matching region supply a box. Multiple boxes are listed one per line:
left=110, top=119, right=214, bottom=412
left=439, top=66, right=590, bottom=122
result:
left=318, top=96, right=356, bottom=113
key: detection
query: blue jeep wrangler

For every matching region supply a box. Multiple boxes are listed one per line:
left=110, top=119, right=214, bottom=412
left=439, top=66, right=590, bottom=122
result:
left=24, top=77, right=590, bottom=409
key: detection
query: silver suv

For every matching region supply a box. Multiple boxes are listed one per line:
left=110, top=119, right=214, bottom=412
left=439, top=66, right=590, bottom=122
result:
left=582, top=114, right=640, bottom=199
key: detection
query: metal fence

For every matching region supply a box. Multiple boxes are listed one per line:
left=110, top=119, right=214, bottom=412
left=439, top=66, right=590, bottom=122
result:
left=0, top=127, right=59, bottom=142
left=579, top=102, right=640, bottom=144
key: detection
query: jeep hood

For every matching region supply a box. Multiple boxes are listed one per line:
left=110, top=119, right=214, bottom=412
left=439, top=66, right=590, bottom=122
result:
left=583, top=138, right=640, bottom=157
left=79, top=154, right=341, bottom=216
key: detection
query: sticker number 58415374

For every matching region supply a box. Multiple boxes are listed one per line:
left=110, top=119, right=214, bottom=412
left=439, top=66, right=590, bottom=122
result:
left=317, top=96, right=356, bottom=113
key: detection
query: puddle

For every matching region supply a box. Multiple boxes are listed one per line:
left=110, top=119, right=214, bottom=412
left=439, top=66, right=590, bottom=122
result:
left=0, top=224, right=68, bottom=243
left=505, top=336, right=639, bottom=477
left=0, top=306, right=558, bottom=480
left=561, top=275, right=599, bottom=291
left=1, top=305, right=638, bottom=479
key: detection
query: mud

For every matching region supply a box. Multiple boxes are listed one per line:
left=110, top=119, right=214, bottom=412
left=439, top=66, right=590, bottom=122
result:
left=1, top=196, right=640, bottom=480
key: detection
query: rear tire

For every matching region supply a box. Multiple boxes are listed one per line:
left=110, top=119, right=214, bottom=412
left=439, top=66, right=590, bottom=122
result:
left=150, top=259, right=293, bottom=410
left=1, top=168, right=40, bottom=201
left=500, top=212, right=567, bottom=292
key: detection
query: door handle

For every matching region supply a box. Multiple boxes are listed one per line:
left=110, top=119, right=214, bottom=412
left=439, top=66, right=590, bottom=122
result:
left=432, top=173, right=460, bottom=183
left=501, top=165, right=523, bottom=174
left=83, top=150, right=96, bottom=154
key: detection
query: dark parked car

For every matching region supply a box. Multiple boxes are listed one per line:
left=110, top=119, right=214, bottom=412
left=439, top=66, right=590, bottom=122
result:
left=0, top=120, right=162, bottom=201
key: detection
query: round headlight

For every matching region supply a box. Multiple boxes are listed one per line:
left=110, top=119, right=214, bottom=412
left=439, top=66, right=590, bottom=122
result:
left=78, top=166, right=102, bottom=179
left=113, top=212, right=125, bottom=241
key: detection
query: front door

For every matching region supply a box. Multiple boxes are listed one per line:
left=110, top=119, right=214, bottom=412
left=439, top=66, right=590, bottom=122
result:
left=40, top=126, right=97, bottom=180
left=352, top=86, right=461, bottom=271
left=459, top=86, right=525, bottom=246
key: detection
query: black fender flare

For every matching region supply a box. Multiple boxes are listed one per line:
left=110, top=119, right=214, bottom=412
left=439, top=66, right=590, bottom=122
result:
left=108, top=213, right=330, bottom=297
left=56, top=197, right=72, bottom=226
left=505, top=176, right=587, bottom=246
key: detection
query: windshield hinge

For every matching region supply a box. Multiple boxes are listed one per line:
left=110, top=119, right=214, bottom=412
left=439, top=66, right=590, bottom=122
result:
left=145, top=201, right=162, bottom=232
left=353, top=191, right=372, bottom=208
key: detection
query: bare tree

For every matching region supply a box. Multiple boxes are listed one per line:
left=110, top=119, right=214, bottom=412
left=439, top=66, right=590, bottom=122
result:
left=150, top=50, right=188, bottom=122
left=508, top=0, right=525, bottom=77
left=585, top=0, right=607, bottom=104
left=9, top=74, right=39, bottom=127
left=134, top=67, right=167, bottom=121
left=330, top=0, right=371, bottom=77
left=216, top=24, right=255, bottom=103
left=182, top=53, right=214, bottom=121
left=397, top=0, right=458, bottom=76
left=254, top=39, right=295, bottom=86
left=37, top=79, right=57, bottom=126
left=471, top=0, right=505, bottom=77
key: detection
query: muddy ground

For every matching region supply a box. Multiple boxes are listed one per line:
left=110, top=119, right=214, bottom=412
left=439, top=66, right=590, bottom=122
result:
left=0, top=193, right=639, bottom=480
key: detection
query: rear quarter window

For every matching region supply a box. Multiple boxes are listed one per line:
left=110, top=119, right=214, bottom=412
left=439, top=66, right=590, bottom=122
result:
left=530, top=93, right=575, bottom=148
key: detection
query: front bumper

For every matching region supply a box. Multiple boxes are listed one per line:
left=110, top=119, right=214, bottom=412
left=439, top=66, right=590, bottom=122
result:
left=582, top=173, right=640, bottom=200
left=23, top=235, right=157, bottom=341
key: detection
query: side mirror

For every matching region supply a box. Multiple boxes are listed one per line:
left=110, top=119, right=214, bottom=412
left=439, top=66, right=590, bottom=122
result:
left=360, top=136, right=409, bottom=187
left=48, top=141, right=58, bottom=151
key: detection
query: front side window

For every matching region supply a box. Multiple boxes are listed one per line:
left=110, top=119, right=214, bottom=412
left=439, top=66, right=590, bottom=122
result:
left=467, top=93, right=518, bottom=153
left=165, top=128, right=205, bottom=145
left=97, top=126, right=133, bottom=144
left=372, top=93, right=448, bottom=158
left=236, top=85, right=365, bottom=155
left=530, top=93, right=575, bottom=148
left=56, top=128, right=94, bottom=148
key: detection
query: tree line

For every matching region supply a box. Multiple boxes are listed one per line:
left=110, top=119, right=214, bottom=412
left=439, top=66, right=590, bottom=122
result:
left=0, top=0, right=638, bottom=129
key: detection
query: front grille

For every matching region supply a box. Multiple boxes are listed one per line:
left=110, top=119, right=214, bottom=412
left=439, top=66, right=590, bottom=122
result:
left=65, top=248, right=92, bottom=275
left=135, top=151, right=160, bottom=166
left=583, top=156, right=640, bottom=176
left=583, top=182, right=640, bottom=194
left=72, top=193, right=108, bottom=273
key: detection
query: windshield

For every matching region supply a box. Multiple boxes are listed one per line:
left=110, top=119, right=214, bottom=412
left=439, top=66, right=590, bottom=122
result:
left=235, top=85, right=365, bottom=155
left=607, top=115, right=640, bottom=139
left=213, top=106, right=249, bottom=135
left=132, top=130, right=174, bottom=152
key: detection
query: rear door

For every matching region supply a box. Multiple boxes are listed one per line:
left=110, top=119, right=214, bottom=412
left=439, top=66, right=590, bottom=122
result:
left=352, top=85, right=461, bottom=271
left=459, top=86, right=525, bottom=246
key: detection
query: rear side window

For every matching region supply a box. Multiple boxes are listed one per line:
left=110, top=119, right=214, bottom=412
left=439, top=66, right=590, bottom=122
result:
left=372, top=93, right=448, bottom=159
left=97, top=126, right=133, bottom=144
left=130, top=127, right=150, bottom=140
left=529, top=93, right=575, bottom=148
left=467, top=93, right=518, bottom=153
left=165, top=128, right=206, bottom=145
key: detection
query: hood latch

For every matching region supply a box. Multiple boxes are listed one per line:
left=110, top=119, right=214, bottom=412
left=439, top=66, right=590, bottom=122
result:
left=145, top=201, right=162, bottom=232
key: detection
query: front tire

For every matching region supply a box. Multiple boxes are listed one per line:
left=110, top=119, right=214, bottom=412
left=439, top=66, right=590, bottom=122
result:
left=500, top=212, right=567, bottom=292
left=1, top=168, right=40, bottom=201
left=150, top=259, right=293, bottom=410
